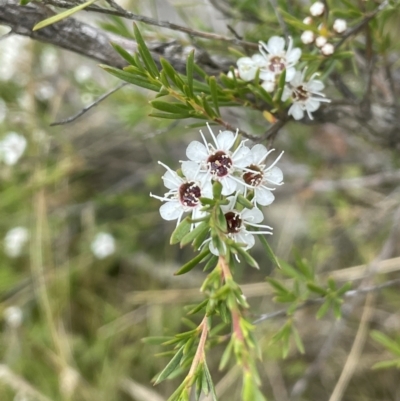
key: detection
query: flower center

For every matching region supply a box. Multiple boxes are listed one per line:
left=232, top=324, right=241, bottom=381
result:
left=179, top=181, right=201, bottom=207
left=243, top=164, right=263, bottom=187
left=207, top=151, right=233, bottom=178
left=292, top=85, right=309, bottom=101
left=225, top=211, right=242, bottom=234
left=268, top=56, right=286, bottom=73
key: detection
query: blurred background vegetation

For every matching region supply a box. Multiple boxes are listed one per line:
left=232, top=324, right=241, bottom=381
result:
left=1, top=0, right=400, bottom=400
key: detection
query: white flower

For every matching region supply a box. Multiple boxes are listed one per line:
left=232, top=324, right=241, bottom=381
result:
left=91, top=232, right=115, bottom=259
left=208, top=196, right=273, bottom=256
left=315, top=36, right=327, bottom=48
left=333, top=19, right=347, bottom=34
left=261, top=80, right=275, bottom=93
left=258, top=36, right=301, bottom=83
left=282, top=70, right=331, bottom=120
left=4, top=306, right=23, bottom=328
left=321, top=43, right=335, bottom=56
left=185, top=124, right=252, bottom=196
left=4, top=227, right=28, bottom=258
left=0, top=133, right=27, bottom=166
left=236, top=54, right=264, bottom=81
left=150, top=161, right=212, bottom=224
left=301, top=30, right=315, bottom=45
left=240, top=145, right=284, bottom=206
left=310, top=1, right=325, bottom=17
left=303, top=16, right=313, bottom=25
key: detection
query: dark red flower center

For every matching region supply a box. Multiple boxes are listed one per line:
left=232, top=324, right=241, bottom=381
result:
left=268, top=56, right=286, bottom=73
left=179, top=182, right=201, bottom=207
left=225, top=211, right=242, bottom=234
left=243, top=164, right=263, bottom=187
left=292, top=85, right=309, bottom=101
left=207, top=151, right=232, bottom=178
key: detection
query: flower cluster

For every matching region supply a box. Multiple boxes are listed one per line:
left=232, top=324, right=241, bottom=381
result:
left=151, top=124, right=283, bottom=255
left=234, top=35, right=330, bottom=120
left=301, top=2, right=347, bottom=56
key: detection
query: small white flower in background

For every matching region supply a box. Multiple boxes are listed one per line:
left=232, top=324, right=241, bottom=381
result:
left=74, top=65, right=92, bottom=83
left=282, top=70, right=331, bottom=120
left=208, top=196, right=273, bottom=256
left=301, top=30, right=315, bottom=45
left=315, top=36, right=327, bottom=48
left=321, top=43, right=335, bottom=56
left=258, top=36, right=302, bottom=83
left=186, top=124, right=252, bottom=196
left=4, top=306, right=23, bottom=328
left=91, top=232, right=115, bottom=259
left=303, top=16, right=313, bottom=25
left=0, top=133, right=27, bottom=166
left=310, top=1, right=325, bottom=17
left=240, top=144, right=284, bottom=206
left=4, top=227, right=29, bottom=258
left=150, top=161, right=212, bottom=224
left=333, top=19, right=347, bottom=34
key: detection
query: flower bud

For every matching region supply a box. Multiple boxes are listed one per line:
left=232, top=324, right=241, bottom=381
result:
left=333, top=19, right=347, bottom=34
left=310, top=1, right=325, bottom=17
left=315, top=36, right=327, bottom=48
left=301, top=30, right=315, bottom=44
left=321, top=43, right=334, bottom=56
left=261, top=80, right=275, bottom=93
left=303, top=16, right=313, bottom=25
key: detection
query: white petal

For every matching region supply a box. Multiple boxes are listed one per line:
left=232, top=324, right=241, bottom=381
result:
left=251, top=144, right=269, bottom=164
left=186, top=141, right=208, bottom=162
left=261, top=80, right=275, bottom=92
left=265, top=166, right=283, bottom=184
left=255, top=187, right=275, bottom=206
left=251, top=54, right=266, bottom=67
left=209, top=240, right=226, bottom=256
left=289, top=71, right=303, bottom=86
left=220, top=176, right=237, bottom=196
left=162, top=170, right=181, bottom=190
left=307, top=79, right=325, bottom=92
left=235, top=232, right=255, bottom=250
left=232, top=146, right=252, bottom=167
left=181, top=160, right=200, bottom=180
left=159, top=201, right=183, bottom=221
left=281, top=86, right=292, bottom=101
left=201, top=180, right=213, bottom=198
left=259, top=70, right=275, bottom=82
left=289, top=103, right=304, bottom=120
left=220, top=196, right=236, bottom=213
left=241, top=207, right=264, bottom=224
left=287, top=48, right=301, bottom=64
left=216, top=130, right=235, bottom=151
left=285, top=67, right=296, bottom=82
left=267, top=36, right=285, bottom=54
left=306, top=98, right=321, bottom=112
left=237, top=57, right=253, bottom=67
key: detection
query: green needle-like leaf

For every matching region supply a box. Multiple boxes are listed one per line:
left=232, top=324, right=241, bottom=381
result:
left=133, top=24, right=159, bottom=78
left=174, top=248, right=210, bottom=275
left=33, top=0, right=97, bottom=31
left=154, top=345, right=184, bottom=385
left=186, top=50, right=195, bottom=97
left=170, top=218, right=191, bottom=245
left=180, top=221, right=209, bottom=247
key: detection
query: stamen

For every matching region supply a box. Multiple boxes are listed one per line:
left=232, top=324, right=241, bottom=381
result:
left=206, top=122, right=219, bottom=149
left=264, top=151, right=284, bottom=171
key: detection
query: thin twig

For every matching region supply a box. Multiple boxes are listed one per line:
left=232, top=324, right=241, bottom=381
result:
left=41, top=0, right=259, bottom=50
left=50, top=83, right=128, bottom=126
left=214, top=118, right=259, bottom=141
left=335, top=0, right=389, bottom=51
left=268, top=0, right=289, bottom=40
left=328, top=291, right=375, bottom=401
